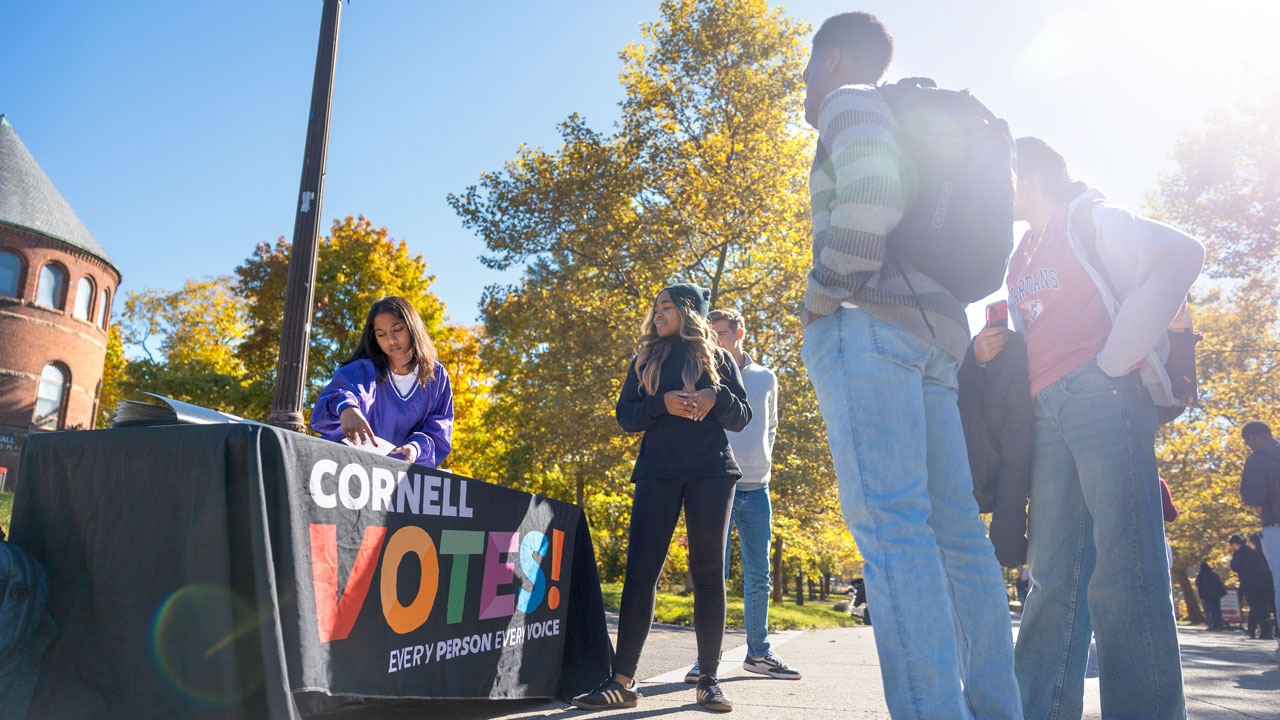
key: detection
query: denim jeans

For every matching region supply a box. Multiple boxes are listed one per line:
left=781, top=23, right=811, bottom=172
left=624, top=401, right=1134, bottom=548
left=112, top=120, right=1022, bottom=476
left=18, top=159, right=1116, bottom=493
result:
left=1015, top=360, right=1186, bottom=720
left=803, top=307, right=1021, bottom=720
left=726, top=485, right=773, bottom=658
left=1263, top=526, right=1280, bottom=646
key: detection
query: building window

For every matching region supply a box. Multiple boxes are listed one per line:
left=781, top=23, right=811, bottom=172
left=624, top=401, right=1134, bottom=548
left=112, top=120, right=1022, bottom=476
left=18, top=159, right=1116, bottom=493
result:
left=73, top=276, right=94, bottom=320
left=33, top=363, right=69, bottom=430
left=36, top=263, right=66, bottom=309
left=0, top=251, right=21, bottom=297
left=98, top=288, right=111, bottom=328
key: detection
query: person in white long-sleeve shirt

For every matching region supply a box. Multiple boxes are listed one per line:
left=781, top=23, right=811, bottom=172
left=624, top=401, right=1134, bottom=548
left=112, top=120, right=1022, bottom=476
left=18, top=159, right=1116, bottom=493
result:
left=682, top=308, right=801, bottom=684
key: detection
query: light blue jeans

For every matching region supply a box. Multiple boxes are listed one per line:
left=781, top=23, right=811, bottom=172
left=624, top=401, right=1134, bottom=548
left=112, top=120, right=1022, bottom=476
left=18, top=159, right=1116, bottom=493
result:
left=726, top=485, right=773, bottom=658
left=1015, top=361, right=1186, bottom=720
left=803, top=308, right=1022, bottom=720
left=1263, top=526, right=1280, bottom=646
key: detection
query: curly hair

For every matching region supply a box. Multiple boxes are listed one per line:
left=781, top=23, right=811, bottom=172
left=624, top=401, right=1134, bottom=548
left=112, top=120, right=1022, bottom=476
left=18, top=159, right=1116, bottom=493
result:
left=634, top=296, right=721, bottom=397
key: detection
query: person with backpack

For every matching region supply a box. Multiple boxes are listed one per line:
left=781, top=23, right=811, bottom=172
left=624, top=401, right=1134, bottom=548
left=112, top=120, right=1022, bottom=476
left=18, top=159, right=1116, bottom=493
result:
left=1241, top=421, right=1280, bottom=661
left=972, top=137, right=1202, bottom=719
left=799, top=11, right=1022, bottom=718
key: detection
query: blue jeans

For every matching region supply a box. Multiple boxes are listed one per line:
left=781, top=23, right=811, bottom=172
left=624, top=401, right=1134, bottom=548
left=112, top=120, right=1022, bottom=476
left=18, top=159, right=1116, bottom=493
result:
left=1015, top=361, right=1186, bottom=720
left=726, top=486, right=773, bottom=658
left=803, top=308, right=1021, bottom=720
left=1263, top=526, right=1280, bottom=643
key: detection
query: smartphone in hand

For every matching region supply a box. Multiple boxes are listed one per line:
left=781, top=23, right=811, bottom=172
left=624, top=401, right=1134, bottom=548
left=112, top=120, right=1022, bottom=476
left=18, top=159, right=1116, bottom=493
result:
left=986, top=299, right=1009, bottom=328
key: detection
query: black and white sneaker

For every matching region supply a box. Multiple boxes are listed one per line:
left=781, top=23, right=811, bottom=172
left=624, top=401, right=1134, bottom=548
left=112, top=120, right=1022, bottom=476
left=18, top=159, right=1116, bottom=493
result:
left=570, top=678, right=639, bottom=710
left=695, top=676, right=733, bottom=712
left=684, top=661, right=700, bottom=684
left=743, top=650, right=801, bottom=680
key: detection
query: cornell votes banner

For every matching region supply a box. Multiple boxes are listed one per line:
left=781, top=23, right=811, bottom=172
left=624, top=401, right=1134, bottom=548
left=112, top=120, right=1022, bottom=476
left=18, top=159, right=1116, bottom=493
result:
left=12, top=424, right=612, bottom=720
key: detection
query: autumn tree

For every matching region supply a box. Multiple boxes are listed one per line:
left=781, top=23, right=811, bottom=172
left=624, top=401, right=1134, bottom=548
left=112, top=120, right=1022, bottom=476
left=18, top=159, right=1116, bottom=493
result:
left=95, top=325, right=127, bottom=428
left=1146, top=92, right=1280, bottom=620
left=236, top=215, right=449, bottom=412
left=451, top=0, right=854, bottom=586
left=109, top=276, right=258, bottom=417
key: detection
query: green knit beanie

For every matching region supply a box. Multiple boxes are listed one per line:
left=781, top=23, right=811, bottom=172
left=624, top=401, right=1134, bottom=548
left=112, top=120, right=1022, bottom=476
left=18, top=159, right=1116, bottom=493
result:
left=662, top=283, right=711, bottom=319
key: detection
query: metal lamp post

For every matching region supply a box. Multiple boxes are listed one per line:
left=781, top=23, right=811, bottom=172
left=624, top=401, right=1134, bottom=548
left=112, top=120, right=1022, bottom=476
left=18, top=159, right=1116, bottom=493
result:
left=268, top=0, right=343, bottom=432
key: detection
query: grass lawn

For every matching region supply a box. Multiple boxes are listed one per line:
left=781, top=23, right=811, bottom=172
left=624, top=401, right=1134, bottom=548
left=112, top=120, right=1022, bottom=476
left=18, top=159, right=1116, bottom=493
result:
left=0, top=490, right=11, bottom=538
left=599, top=581, right=863, bottom=630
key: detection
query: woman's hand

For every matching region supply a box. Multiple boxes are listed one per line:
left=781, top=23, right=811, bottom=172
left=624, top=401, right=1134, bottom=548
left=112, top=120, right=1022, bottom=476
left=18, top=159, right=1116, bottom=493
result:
left=973, top=326, right=1011, bottom=365
left=688, top=388, right=716, bottom=422
left=339, top=406, right=376, bottom=445
left=392, top=443, right=420, bottom=464
left=663, top=390, right=695, bottom=418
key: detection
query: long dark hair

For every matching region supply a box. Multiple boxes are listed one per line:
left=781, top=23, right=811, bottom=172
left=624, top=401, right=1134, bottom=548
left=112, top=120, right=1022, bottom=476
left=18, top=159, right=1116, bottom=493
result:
left=1016, top=137, right=1089, bottom=203
left=342, top=296, right=438, bottom=385
left=634, top=293, right=720, bottom=396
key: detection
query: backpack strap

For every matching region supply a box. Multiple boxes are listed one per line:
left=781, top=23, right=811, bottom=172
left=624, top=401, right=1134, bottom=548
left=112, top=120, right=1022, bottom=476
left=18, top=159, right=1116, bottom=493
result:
left=1069, top=197, right=1116, bottom=293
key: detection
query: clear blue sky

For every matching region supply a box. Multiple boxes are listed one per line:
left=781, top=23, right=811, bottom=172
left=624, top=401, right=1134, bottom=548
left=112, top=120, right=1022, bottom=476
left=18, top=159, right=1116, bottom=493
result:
left=4, top=1, right=1276, bottom=334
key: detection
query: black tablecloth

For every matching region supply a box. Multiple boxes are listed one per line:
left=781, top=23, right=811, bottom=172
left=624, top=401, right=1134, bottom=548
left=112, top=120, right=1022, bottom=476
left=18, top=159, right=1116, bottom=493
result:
left=11, top=424, right=612, bottom=719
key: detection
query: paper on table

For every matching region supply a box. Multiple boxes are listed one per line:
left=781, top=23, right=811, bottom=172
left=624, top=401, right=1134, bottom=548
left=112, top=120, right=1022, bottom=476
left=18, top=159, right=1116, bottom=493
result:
left=342, top=434, right=397, bottom=456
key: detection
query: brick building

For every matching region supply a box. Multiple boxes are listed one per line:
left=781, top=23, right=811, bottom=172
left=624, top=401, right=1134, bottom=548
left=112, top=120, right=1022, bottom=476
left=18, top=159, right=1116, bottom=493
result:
left=0, top=115, right=121, bottom=491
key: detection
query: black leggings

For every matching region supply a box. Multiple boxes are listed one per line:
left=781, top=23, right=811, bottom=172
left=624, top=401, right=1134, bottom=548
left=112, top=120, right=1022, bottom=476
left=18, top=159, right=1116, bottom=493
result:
left=613, top=475, right=736, bottom=679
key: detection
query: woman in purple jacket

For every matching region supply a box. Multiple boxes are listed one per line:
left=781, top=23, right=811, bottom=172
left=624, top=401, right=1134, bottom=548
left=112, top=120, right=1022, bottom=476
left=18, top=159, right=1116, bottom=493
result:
left=310, top=296, right=454, bottom=467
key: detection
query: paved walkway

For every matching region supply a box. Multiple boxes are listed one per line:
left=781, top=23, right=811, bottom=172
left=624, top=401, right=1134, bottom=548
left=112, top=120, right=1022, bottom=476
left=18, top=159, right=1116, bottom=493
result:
left=320, top=619, right=1280, bottom=719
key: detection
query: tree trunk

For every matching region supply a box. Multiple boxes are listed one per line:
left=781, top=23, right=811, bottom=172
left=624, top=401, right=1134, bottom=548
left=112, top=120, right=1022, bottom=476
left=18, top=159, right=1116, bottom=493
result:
left=771, top=536, right=784, bottom=603
left=1174, top=566, right=1204, bottom=625
left=821, top=573, right=829, bottom=599
left=808, top=578, right=817, bottom=600
left=794, top=573, right=804, bottom=606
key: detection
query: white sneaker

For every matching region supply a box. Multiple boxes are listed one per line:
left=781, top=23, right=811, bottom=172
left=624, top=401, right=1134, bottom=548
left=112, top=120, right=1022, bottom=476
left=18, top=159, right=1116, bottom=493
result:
left=743, top=650, right=801, bottom=679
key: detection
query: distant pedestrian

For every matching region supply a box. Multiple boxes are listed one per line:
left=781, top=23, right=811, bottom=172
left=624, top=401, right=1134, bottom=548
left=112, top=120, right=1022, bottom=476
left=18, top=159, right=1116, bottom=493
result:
left=1240, top=420, right=1280, bottom=661
left=572, top=283, right=751, bottom=713
left=850, top=577, right=870, bottom=625
left=1015, top=568, right=1030, bottom=604
left=1230, top=534, right=1275, bottom=640
left=1196, top=562, right=1228, bottom=630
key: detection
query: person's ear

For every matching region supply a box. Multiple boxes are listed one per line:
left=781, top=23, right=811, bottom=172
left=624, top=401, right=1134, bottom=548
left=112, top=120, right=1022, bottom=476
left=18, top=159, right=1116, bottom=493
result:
left=735, top=327, right=745, bottom=344
left=823, top=45, right=843, bottom=77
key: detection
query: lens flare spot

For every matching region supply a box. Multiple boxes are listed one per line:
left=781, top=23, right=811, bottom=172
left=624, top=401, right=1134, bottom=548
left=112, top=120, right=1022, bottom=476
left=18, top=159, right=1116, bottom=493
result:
left=151, top=584, right=264, bottom=703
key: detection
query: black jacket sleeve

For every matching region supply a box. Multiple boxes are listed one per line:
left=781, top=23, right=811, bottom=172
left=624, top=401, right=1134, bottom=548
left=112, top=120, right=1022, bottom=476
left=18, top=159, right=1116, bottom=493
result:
left=711, top=349, right=751, bottom=433
left=958, top=343, right=993, bottom=509
left=615, top=356, right=668, bottom=433
left=958, top=332, right=1033, bottom=569
left=987, top=333, right=1033, bottom=569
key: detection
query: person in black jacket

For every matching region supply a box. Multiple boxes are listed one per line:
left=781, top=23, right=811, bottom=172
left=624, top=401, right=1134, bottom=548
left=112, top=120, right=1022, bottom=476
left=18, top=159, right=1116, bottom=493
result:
left=958, top=325, right=1033, bottom=568
left=1196, top=562, right=1228, bottom=630
left=1241, top=421, right=1280, bottom=660
left=572, top=283, right=750, bottom=713
left=1230, top=534, right=1275, bottom=640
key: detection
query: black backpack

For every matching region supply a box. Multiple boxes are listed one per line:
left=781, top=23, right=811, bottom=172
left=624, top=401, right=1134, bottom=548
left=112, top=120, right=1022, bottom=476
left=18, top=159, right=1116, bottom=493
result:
left=878, top=78, right=1016, bottom=303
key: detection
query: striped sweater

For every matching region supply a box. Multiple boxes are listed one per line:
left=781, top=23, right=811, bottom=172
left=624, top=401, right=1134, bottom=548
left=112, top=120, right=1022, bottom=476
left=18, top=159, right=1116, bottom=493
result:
left=804, top=85, right=971, bottom=361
